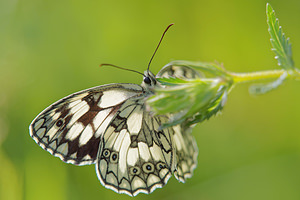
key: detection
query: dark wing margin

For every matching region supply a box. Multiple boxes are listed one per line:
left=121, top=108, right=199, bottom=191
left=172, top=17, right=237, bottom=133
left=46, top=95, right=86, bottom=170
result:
left=29, top=83, right=144, bottom=166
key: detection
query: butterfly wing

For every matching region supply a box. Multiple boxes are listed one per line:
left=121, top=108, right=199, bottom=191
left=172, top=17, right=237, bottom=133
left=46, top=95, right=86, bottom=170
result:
left=96, top=98, right=176, bottom=196
left=156, top=64, right=202, bottom=79
left=172, top=125, right=198, bottom=182
left=157, top=65, right=199, bottom=182
left=29, top=83, right=144, bottom=165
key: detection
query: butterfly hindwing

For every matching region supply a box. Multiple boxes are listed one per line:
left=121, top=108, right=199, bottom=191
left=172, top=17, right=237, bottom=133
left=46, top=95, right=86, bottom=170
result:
left=96, top=98, right=176, bottom=196
left=172, top=125, right=198, bottom=182
left=29, top=83, right=144, bottom=165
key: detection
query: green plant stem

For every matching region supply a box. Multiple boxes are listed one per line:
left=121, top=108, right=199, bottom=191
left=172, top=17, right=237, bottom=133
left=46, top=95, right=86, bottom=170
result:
left=229, top=69, right=300, bottom=84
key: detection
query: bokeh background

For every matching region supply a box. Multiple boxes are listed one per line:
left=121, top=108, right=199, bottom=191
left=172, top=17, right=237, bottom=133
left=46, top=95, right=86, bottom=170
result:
left=1, top=0, right=300, bottom=200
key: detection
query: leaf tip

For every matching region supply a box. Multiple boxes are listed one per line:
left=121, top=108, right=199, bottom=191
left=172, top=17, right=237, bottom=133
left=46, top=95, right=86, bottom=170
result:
left=266, top=3, right=275, bottom=17
left=266, top=3, right=272, bottom=11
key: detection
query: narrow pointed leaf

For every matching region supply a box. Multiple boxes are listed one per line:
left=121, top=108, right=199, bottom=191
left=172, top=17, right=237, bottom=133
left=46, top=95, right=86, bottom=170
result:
left=266, top=3, right=294, bottom=70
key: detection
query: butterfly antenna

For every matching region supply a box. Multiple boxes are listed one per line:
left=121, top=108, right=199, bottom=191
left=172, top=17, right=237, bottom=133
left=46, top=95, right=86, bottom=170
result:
left=100, top=63, right=145, bottom=77
left=147, top=23, right=174, bottom=72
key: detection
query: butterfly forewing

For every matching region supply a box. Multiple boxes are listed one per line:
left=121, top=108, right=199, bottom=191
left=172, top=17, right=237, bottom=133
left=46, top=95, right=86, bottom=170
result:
left=29, top=83, right=144, bottom=165
left=156, top=64, right=202, bottom=79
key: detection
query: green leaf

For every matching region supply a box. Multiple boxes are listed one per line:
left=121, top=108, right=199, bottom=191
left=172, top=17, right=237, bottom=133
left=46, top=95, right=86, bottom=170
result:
left=147, top=77, right=231, bottom=128
left=184, top=87, right=227, bottom=127
left=266, top=3, right=294, bottom=70
left=156, top=77, right=192, bottom=86
left=249, top=71, right=288, bottom=95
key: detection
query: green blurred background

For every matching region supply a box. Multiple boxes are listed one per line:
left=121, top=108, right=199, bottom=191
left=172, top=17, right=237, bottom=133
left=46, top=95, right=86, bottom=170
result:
left=1, top=0, right=300, bottom=200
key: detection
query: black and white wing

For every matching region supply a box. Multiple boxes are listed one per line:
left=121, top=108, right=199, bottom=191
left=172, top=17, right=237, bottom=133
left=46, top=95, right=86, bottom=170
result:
left=157, top=65, right=199, bottom=182
left=29, top=83, right=144, bottom=165
left=96, top=98, right=176, bottom=196
left=156, top=64, right=202, bottom=79
left=172, top=125, right=198, bottom=182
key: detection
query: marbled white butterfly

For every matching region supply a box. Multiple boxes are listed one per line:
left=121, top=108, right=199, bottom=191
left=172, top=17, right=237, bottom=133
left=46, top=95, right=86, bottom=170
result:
left=29, top=24, right=199, bottom=196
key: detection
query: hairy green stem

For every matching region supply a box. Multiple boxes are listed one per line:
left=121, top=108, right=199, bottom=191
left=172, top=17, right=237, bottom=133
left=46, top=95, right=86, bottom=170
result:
left=229, top=69, right=300, bottom=84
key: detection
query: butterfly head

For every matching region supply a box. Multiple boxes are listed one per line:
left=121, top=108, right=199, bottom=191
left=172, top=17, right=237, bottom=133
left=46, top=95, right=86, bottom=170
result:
left=142, top=71, right=157, bottom=88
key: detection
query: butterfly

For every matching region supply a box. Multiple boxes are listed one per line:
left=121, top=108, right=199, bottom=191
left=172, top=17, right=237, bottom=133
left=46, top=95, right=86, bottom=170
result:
left=29, top=25, right=199, bottom=196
